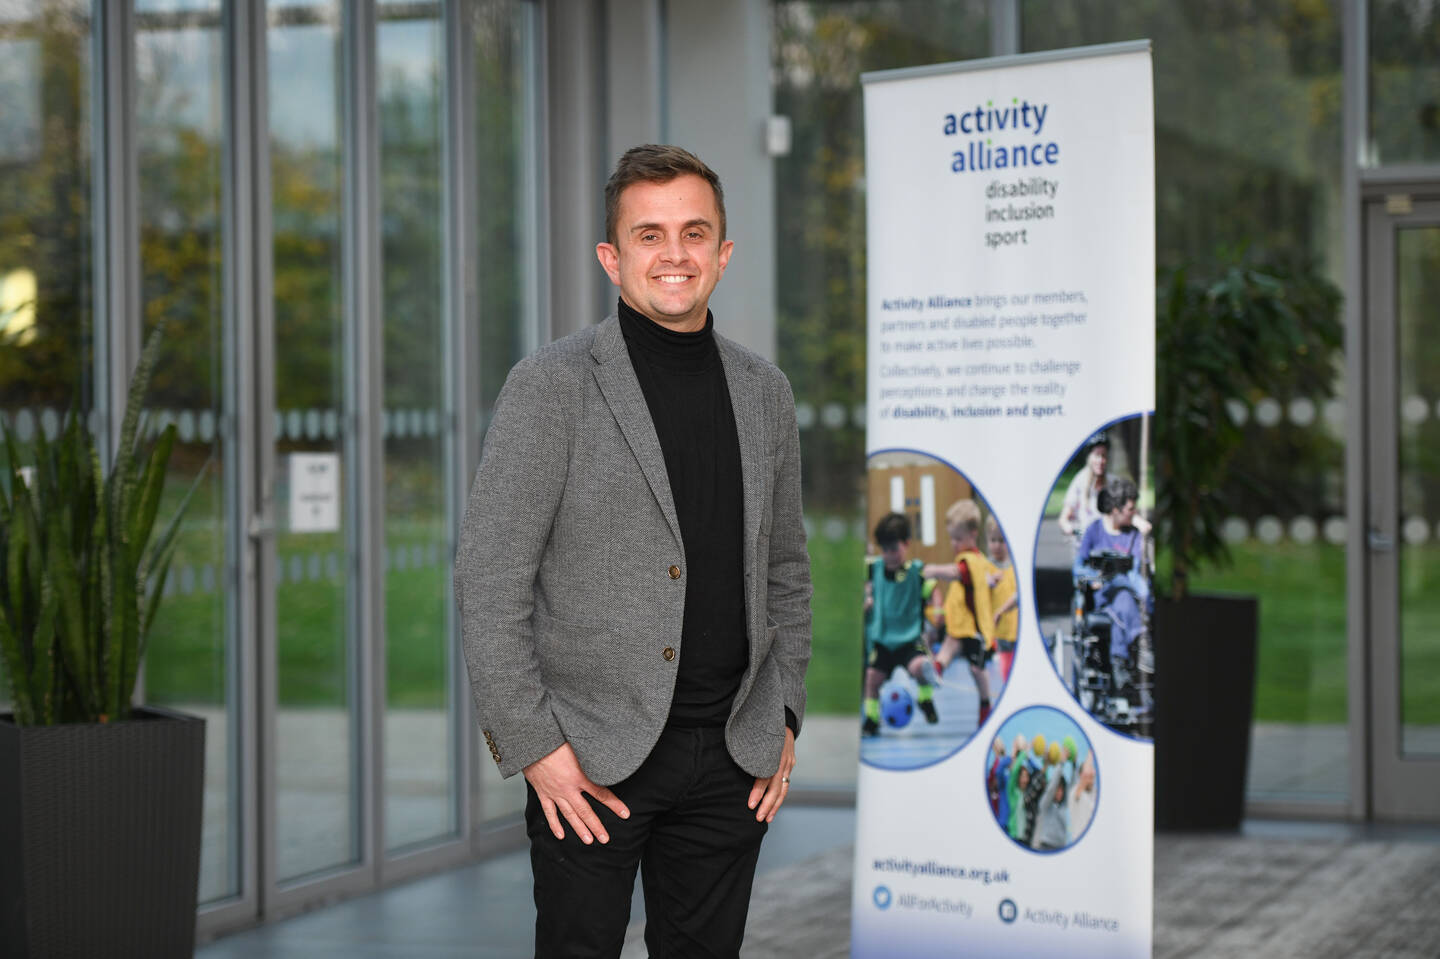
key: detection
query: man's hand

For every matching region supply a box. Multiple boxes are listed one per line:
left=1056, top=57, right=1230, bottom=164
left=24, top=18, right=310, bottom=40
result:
left=747, top=727, right=797, bottom=823
left=523, top=743, right=630, bottom=844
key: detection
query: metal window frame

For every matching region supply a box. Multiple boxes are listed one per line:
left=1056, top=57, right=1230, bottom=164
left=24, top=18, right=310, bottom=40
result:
left=521, top=0, right=548, bottom=356
left=1342, top=0, right=1369, bottom=824
left=1361, top=197, right=1440, bottom=820
left=349, top=0, right=386, bottom=893
left=194, top=0, right=268, bottom=939
left=91, top=0, right=138, bottom=467
left=990, top=0, right=1017, bottom=56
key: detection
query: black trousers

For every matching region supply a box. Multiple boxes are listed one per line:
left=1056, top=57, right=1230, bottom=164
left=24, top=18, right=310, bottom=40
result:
left=525, top=724, right=768, bottom=959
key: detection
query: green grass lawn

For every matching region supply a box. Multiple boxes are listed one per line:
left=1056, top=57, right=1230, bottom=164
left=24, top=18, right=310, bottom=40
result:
left=1399, top=544, right=1440, bottom=727
left=144, top=545, right=450, bottom=709
left=804, top=533, right=865, bottom=716
left=1186, top=541, right=1349, bottom=723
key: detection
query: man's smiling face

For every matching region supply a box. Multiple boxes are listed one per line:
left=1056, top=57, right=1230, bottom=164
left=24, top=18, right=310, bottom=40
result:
left=596, top=173, right=734, bottom=332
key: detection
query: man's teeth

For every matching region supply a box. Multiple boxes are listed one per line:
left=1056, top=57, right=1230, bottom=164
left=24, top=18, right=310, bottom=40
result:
left=657, top=275, right=689, bottom=284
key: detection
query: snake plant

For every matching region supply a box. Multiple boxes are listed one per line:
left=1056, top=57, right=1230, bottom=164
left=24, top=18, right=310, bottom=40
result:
left=0, top=322, right=191, bottom=725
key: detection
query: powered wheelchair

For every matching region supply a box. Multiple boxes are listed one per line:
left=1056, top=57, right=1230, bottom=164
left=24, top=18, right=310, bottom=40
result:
left=1062, top=547, right=1153, bottom=738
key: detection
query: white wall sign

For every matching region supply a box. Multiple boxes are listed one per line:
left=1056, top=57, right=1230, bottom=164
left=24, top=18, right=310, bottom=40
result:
left=288, top=452, right=340, bottom=533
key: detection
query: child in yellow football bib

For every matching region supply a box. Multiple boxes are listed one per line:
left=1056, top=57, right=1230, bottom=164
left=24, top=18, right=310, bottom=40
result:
left=931, top=498, right=998, bottom=726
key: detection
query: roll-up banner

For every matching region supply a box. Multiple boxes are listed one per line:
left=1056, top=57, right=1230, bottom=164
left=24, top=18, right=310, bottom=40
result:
left=853, top=42, right=1155, bottom=958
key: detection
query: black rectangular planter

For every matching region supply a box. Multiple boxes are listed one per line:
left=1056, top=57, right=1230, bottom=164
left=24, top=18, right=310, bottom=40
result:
left=1154, top=594, right=1259, bottom=831
left=0, top=705, right=206, bottom=959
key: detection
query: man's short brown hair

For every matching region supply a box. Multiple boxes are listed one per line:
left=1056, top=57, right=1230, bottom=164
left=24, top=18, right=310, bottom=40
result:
left=604, top=144, right=726, bottom=245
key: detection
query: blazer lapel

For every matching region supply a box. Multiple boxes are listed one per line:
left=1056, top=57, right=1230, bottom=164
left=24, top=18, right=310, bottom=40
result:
left=717, top=336, right=767, bottom=624
left=590, top=316, right=684, bottom=548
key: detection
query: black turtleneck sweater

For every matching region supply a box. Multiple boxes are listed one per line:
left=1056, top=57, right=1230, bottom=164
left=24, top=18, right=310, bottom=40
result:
left=618, top=298, right=748, bottom=727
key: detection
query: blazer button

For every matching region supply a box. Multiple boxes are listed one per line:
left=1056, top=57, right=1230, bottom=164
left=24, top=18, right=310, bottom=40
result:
left=668, top=565, right=682, bottom=580
left=662, top=646, right=676, bottom=661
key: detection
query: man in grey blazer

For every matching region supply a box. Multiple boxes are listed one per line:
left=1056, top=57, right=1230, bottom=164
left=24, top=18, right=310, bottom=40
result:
left=455, top=144, right=812, bottom=957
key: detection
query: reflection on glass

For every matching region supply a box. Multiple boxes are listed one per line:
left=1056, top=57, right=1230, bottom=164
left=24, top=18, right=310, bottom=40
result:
left=133, top=0, right=237, bottom=905
left=471, top=0, right=538, bottom=823
left=1368, top=0, right=1440, bottom=166
left=0, top=2, right=93, bottom=720
left=0, top=0, right=95, bottom=516
left=1022, top=0, right=1347, bottom=806
left=769, top=0, right=990, bottom=789
left=378, top=0, right=455, bottom=851
left=1396, top=226, right=1440, bottom=759
left=268, top=0, right=358, bottom=880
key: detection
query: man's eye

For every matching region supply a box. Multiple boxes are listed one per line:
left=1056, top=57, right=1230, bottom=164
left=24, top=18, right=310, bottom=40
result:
left=641, top=233, right=660, bottom=242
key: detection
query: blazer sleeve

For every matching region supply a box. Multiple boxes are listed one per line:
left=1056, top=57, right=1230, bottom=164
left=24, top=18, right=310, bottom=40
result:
left=454, top=356, right=571, bottom=777
left=763, top=371, right=813, bottom=735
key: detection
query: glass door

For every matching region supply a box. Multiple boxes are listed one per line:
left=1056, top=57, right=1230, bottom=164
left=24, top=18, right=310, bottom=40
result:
left=1365, top=195, right=1440, bottom=821
left=265, top=0, right=364, bottom=884
left=376, top=0, right=459, bottom=855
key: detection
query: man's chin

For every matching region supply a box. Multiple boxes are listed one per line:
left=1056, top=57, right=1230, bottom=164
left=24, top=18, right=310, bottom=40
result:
left=642, top=302, right=705, bottom=329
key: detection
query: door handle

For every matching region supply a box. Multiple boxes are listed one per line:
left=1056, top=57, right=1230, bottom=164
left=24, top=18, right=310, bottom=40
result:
left=1367, top=528, right=1395, bottom=553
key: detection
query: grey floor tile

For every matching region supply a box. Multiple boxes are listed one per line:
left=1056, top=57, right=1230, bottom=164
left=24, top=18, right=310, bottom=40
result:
left=200, top=811, right=1440, bottom=959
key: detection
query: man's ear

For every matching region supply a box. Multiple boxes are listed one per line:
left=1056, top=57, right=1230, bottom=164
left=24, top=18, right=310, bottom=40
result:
left=596, top=242, right=621, bottom=286
left=717, top=239, right=734, bottom=277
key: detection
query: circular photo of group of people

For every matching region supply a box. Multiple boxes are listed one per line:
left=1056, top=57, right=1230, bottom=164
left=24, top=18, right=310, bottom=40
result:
left=987, top=705, right=1098, bottom=853
left=859, top=452, right=1018, bottom=771
left=1034, top=415, right=1155, bottom=740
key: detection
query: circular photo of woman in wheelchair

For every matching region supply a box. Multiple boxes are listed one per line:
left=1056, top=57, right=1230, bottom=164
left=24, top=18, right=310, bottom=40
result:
left=1033, top=415, right=1155, bottom=741
left=987, top=705, right=1098, bottom=853
left=860, top=451, right=1019, bottom=770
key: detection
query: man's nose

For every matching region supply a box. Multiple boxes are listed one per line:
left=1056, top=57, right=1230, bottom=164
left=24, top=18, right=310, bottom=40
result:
left=660, top=235, right=689, bottom=261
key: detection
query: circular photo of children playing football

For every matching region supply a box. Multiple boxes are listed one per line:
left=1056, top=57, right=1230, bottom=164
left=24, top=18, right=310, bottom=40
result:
left=988, top=705, right=1098, bottom=853
left=1033, top=414, right=1155, bottom=741
left=860, top=451, right=1019, bottom=771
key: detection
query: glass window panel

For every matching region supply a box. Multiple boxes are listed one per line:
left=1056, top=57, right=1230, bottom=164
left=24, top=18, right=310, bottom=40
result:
left=267, top=0, right=359, bottom=880
left=378, top=0, right=457, bottom=852
left=470, top=0, right=538, bottom=824
left=472, top=0, right=536, bottom=427
left=466, top=0, right=541, bottom=823
left=0, top=1, right=95, bottom=708
left=1396, top=225, right=1440, bottom=759
left=1368, top=0, right=1440, bottom=166
left=1022, top=2, right=1346, bottom=804
left=770, top=0, right=991, bottom=789
left=133, top=0, right=237, bottom=904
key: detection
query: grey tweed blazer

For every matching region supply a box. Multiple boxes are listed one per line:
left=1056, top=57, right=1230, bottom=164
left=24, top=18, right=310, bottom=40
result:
left=454, top=314, right=812, bottom=785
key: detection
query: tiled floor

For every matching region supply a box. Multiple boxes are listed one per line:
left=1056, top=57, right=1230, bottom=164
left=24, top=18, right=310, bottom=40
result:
left=196, top=807, right=858, bottom=958
left=196, top=813, right=1440, bottom=958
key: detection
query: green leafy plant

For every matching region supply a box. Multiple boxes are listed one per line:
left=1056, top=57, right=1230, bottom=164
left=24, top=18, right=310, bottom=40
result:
left=0, top=323, right=192, bottom=725
left=1155, top=255, right=1343, bottom=600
